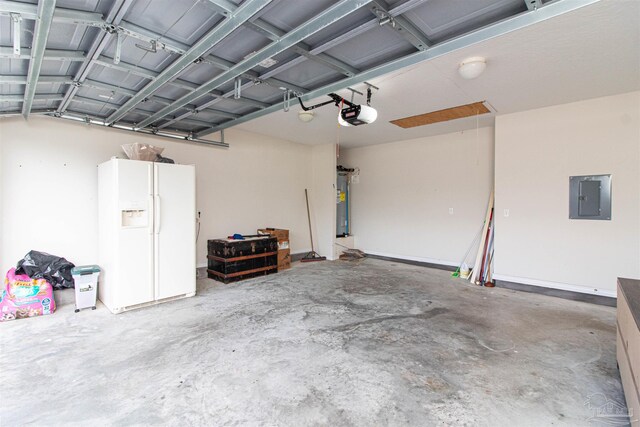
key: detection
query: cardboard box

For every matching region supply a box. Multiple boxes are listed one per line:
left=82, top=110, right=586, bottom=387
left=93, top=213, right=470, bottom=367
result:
left=258, top=228, right=289, bottom=243
left=278, top=249, right=291, bottom=271
left=258, top=229, right=290, bottom=270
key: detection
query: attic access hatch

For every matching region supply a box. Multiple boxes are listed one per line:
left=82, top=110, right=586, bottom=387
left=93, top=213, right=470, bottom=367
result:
left=390, top=101, right=490, bottom=129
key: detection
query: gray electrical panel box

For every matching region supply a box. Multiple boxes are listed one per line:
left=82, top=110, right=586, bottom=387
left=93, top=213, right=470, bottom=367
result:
left=569, top=175, right=611, bottom=220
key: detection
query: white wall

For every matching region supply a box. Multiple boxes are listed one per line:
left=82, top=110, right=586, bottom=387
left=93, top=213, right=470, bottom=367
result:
left=310, top=143, right=337, bottom=260
left=494, top=91, right=640, bottom=296
left=341, top=127, right=495, bottom=266
left=0, top=116, right=314, bottom=272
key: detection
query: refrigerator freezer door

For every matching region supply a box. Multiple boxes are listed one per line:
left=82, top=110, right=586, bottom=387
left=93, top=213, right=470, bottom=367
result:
left=154, top=163, right=196, bottom=299
left=115, top=160, right=155, bottom=308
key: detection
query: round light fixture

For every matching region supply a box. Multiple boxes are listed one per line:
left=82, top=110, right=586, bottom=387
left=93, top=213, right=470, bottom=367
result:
left=298, top=110, right=314, bottom=123
left=458, top=57, right=486, bottom=80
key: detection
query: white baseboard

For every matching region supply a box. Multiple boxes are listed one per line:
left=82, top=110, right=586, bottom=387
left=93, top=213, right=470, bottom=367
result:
left=492, top=273, right=617, bottom=298
left=365, top=250, right=458, bottom=268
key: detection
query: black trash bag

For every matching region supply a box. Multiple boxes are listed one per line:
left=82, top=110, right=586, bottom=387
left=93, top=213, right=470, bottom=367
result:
left=15, top=250, right=75, bottom=290
left=156, top=154, right=175, bottom=164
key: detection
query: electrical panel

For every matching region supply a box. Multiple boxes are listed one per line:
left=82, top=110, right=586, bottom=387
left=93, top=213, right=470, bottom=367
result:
left=569, top=175, right=611, bottom=220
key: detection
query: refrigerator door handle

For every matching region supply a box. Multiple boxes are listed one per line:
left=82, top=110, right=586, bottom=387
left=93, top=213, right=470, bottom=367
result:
left=155, top=195, right=161, bottom=234
left=148, top=195, right=154, bottom=234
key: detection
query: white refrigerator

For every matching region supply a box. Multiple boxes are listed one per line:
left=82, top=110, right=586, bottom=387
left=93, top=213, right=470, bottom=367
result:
left=98, top=158, right=196, bottom=314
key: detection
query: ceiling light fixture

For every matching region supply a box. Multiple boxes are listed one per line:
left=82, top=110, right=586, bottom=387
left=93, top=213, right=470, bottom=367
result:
left=298, top=110, right=314, bottom=123
left=458, top=57, right=487, bottom=79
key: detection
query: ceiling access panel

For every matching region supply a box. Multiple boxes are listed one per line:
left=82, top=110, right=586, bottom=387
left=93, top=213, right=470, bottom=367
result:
left=256, top=0, right=340, bottom=32
left=268, top=59, right=342, bottom=90
left=100, top=34, right=179, bottom=72
left=405, top=0, right=526, bottom=44
left=205, top=27, right=271, bottom=65
left=124, top=0, right=224, bottom=46
left=321, top=25, right=415, bottom=69
left=304, top=8, right=374, bottom=47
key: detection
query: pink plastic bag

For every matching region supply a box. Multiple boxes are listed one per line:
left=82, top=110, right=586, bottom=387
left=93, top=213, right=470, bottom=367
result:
left=0, top=268, right=56, bottom=321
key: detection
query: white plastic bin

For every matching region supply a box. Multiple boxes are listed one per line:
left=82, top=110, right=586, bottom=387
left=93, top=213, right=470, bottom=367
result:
left=71, top=265, right=100, bottom=312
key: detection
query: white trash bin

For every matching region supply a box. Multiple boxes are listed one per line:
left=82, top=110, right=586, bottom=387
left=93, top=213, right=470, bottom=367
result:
left=72, top=265, right=100, bottom=312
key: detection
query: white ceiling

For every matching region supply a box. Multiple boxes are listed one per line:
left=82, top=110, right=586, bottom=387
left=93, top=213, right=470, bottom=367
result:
left=236, top=0, right=640, bottom=148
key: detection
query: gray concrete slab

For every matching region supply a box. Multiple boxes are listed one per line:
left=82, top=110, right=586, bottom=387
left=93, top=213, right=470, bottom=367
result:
left=0, top=259, right=628, bottom=426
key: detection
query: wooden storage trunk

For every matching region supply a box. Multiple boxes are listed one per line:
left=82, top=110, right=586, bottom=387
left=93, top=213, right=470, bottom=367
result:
left=258, top=228, right=291, bottom=271
left=207, top=237, right=278, bottom=283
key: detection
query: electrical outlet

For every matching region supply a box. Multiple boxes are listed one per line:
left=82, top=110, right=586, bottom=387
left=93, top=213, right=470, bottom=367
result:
left=504, top=209, right=510, bottom=217
left=449, top=208, right=454, bottom=215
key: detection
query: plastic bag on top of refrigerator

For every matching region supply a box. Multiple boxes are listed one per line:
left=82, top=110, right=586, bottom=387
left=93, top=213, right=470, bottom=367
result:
left=121, top=143, right=164, bottom=161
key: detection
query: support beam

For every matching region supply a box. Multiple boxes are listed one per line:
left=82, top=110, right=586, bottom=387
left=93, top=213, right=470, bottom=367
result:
left=117, top=21, right=305, bottom=95
left=56, top=0, right=134, bottom=113
left=196, top=0, right=600, bottom=137
left=49, top=113, right=228, bottom=148
left=247, top=19, right=360, bottom=77
left=11, top=12, right=21, bottom=55
left=205, top=0, right=237, bottom=16
left=81, top=78, right=240, bottom=120
left=105, top=0, right=272, bottom=125
left=185, top=0, right=426, bottom=126
left=22, top=0, right=56, bottom=118
left=0, top=108, right=55, bottom=116
left=71, top=95, right=120, bottom=110
left=524, top=0, right=543, bottom=11
left=0, top=46, right=85, bottom=60
left=135, top=0, right=372, bottom=130
left=386, top=0, right=429, bottom=16
left=0, top=1, right=103, bottom=26
left=93, top=57, right=202, bottom=91
left=0, top=75, right=74, bottom=84
left=1, top=93, right=64, bottom=102
left=370, top=0, right=431, bottom=50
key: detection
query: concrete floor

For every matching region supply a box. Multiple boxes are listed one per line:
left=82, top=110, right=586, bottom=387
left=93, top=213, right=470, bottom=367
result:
left=0, top=259, right=627, bottom=426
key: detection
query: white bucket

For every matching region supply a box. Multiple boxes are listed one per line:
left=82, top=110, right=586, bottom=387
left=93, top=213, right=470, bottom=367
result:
left=460, top=264, right=471, bottom=279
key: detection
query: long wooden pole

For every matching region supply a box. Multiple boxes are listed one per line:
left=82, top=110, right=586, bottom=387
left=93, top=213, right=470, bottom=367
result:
left=470, top=190, right=494, bottom=284
left=305, top=189, right=315, bottom=252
